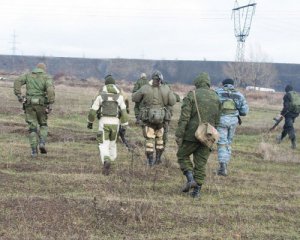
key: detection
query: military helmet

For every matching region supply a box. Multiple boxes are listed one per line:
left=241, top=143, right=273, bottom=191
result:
left=36, top=62, right=46, bottom=71
left=140, top=73, right=147, bottom=78
left=104, top=74, right=115, bottom=85
left=151, top=70, right=163, bottom=81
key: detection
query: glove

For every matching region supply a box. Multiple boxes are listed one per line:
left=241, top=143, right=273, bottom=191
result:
left=273, top=114, right=283, bottom=123
left=45, top=104, right=53, bottom=114
left=87, top=122, right=93, bottom=129
left=119, top=126, right=126, bottom=135
left=175, top=137, right=183, bottom=146
left=17, top=95, right=23, bottom=103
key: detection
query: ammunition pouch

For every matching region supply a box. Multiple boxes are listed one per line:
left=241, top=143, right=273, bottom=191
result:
left=28, top=97, right=45, bottom=106
left=148, top=108, right=165, bottom=124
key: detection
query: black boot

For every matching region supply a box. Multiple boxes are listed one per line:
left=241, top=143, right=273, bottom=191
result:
left=155, top=150, right=163, bottom=165
left=190, top=184, right=202, bottom=198
left=146, top=152, right=154, bottom=166
left=291, top=138, right=296, bottom=149
left=39, top=140, right=47, bottom=154
left=182, top=171, right=197, bottom=192
left=102, top=161, right=111, bottom=175
left=218, top=162, right=228, bottom=176
left=31, top=147, right=38, bottom=158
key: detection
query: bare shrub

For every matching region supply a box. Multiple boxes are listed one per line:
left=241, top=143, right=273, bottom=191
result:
left=257, top=141, right=298, bottom=163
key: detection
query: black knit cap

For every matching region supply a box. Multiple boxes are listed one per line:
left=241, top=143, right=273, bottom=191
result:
left=222, top=78, right=234, bottom=86
left=285, top=85, right=293, bottom=93
left=104, top=74, right=115, bottom=85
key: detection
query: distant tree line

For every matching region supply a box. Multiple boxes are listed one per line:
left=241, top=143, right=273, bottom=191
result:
left=0, top=54, right=299, bottom=91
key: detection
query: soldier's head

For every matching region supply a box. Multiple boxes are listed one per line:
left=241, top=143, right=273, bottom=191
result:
left=285, top=84, right=293, bottom=93
left=104, top=74, right=115, bottom=85
left=140, top=73, right=147, bottom=79
left=194, top=72, right=211, bottom=88
left=151, top=70, right=163, bottom=86
left=222, top=78, right=234, bottom=86
left=36, top=62, right=46, bottom=71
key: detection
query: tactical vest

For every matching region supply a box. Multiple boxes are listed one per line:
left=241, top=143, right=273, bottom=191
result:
left=98, top=93, right=120, bottom=118
left=289, top=91, right=300, bottom=114
left=220, top=88, right=237, bottom=114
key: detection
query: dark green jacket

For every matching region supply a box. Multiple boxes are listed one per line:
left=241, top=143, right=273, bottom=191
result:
left=132, top=81, right=176, bottom=109
left=14, top=68, right=55, bottom=104
left=175, top=74, right=221, bottom=142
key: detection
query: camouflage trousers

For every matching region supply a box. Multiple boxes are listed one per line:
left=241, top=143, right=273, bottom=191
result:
left=143, top=124, right=164, bottom=154
left=177, top=140, right=211, bottom=185
left=217, top=116, right=238, bottom=164
left=25, top=104, right=48, bottom=149
left=97, top=117, right=120, bottom=164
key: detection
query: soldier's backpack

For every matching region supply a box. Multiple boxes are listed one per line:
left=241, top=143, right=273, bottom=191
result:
left=148, top=107, right=165, bottom=124
left=220, top=88, right=237, bottom=113
left=97, top=93, right=120, bottom=118
left=289, top=91, right=300, bottom=113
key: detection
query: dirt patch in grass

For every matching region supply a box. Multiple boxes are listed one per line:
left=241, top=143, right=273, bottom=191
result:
left=0, top=197, right=92, bottom=239
left=48, top=130, right=95, bottom=143
left=0, top=121, right=28, bottom=135
left=236, top=126, right=265, bottom=135
left=0, top=162, right=43, bottom=172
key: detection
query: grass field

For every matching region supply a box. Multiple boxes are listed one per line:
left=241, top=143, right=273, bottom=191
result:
left=0, top=80, right=299, bottom=240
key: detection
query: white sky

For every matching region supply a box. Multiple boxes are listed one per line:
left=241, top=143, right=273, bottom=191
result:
left=1, top=0, right=300, bottom=64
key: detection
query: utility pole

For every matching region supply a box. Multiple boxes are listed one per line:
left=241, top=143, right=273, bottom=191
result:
left=232, top=0, right=257, bottom=62
left=9, top=31, right=19, bottom=71
left=10, top=31, right=18, bottom=55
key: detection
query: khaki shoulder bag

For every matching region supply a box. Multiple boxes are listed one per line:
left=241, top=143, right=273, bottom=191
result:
left=193, top=91, right=219, bottom=148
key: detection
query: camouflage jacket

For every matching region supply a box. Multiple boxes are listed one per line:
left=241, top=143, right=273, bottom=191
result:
left=132, top=80, right=176, bottom=109
left=215, top=84, right=249, bottom=117
left=14, top=68, right=55, bottom=104
left=175, top=75, right=221, bottom=142
left=132, top=77, right=149, bottom=93
left=88, top=84, right=128, bottom=125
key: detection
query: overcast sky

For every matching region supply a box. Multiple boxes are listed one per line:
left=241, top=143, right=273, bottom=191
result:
left=1, top=0, right=300, bottom=64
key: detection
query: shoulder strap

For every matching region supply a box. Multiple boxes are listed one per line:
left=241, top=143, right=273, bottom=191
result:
left=193, top=90, right=202, bottom=122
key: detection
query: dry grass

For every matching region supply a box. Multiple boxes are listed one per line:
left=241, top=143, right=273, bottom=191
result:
left=0, top=81, right=299, bottom=240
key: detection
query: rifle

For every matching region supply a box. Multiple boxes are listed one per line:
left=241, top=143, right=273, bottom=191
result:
left=119, top=126, right=132, bottom=150
left=269, top=115, right=284, bottom=132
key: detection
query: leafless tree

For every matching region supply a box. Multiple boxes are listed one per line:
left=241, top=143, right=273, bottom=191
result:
left=223, top=46, right=278, bottom=88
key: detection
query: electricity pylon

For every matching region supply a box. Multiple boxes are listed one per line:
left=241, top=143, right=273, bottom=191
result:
left=232, top=0, right=257, bottom=62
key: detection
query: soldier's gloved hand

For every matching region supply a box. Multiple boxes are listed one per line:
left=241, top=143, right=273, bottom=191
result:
left=175, top=137, right=183, bottom=146
left=119, top=126, right=126, bottom=135
left=87, top=122, right=93, bottom=129
left=45, top=104, right=53, bottom=114
left=17, top=95, right=23, bottom=103
left=273, top=114, right=283, bottom=123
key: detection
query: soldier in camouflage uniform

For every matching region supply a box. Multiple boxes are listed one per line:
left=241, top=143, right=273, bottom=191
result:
left=132, top=70, right=176, bottom=166
left=215, top=78, right=249, bottom=176
left=14, top=63, right=55, bottom=157
left=87, top=75, right=128, bottom=175
left=175, top=72, right=221, bottom=198
left=132, top=73, right=149, bottom=124
left=276, top=85, right=300, bottom=149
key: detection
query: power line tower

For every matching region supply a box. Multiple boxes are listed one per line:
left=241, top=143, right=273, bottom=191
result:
left=232, top=0, right=257, bottom=62
left=10, top=31, right=18, bottom=55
